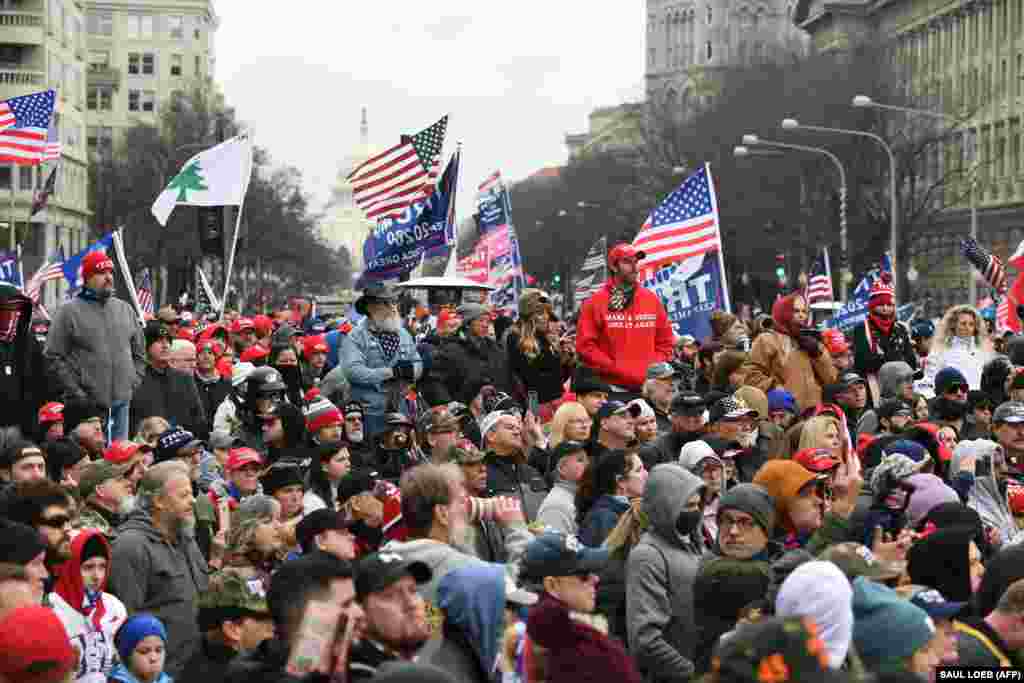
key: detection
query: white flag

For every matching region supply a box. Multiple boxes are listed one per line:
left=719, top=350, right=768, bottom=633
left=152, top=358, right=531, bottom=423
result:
left=151, top=134, right=253, bottom=226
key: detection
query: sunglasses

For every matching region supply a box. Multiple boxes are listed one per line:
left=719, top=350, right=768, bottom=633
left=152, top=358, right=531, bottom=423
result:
left=948, top=384, right=969, bottom=394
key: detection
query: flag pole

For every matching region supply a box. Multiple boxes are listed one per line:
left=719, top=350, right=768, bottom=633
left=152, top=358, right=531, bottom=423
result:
left=443, top=142, right=461, bottom=278
left=112, top=228, right=145, bottom=326
left=220, top=134, right=254, bottom=321
left=822, top=246, right=833, bottom=301
left=705, top=162, right=732, bottom=313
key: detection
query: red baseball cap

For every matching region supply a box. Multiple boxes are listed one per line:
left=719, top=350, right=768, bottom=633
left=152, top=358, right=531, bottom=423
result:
left=303, top=334, right=329, bottom=358
left=176, top=327, right=197, bottom=342
left=37, top=402, right=64, bottom=425
left=793, top=447, right=841, bottom=473
left=252, top=314, right=274, bottom=336
left=608, top=243, right=646, bottom=266
left=240, top=344, right=269, bottom=363
left=104, top=440, right=144, bottom=466
left=226, top=447, right=263, bottom=472
left=81, top=250, right=114, bottom=280
left=0, top=606, right=76, bottom=683
left=231, top=317, right=255, bottom=334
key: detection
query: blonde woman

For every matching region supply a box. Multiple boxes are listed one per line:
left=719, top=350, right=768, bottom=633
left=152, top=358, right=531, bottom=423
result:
left=550, top=401, right=591, bottom=448
left=507, top=289, right=566, bottom=414
left=798, top=415, right=848, bottom=463
left=926, top=304, right=994, bottom=392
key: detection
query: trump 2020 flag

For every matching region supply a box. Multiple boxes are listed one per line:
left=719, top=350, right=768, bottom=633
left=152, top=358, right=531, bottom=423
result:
left=151, top=134, right=253, bottom=226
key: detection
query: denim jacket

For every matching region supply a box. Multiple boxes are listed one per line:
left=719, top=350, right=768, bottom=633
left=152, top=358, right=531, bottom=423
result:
left=340, top=320, right=422, bottom=416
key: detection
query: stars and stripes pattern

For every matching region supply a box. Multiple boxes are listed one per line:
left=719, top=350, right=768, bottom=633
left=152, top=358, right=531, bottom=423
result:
left=478, top=170, right=501, bottom=195
left=634, top=164, right=722, bottom=273
left=805, top=248, right=834, bottom=303
left=137, top=269, right=154, bottom=315
left=961, top=237, right=1007, bottom=293
left=0, top=90, right=56, bottom=165
left=25, top=248, right=64, bottom=305
left=348, top=115, right=448, bottom=221
left=998, top=296, right=1010, bottom=331
left=43, top=119, right=61, bottom=162
left=574, top=237, right=607, bottom=305
left=457, top=246, right=489, bottom=283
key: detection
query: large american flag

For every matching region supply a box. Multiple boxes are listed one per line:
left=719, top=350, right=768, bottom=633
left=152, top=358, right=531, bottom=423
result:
left=347, top=115, right=448, bottom=221
left=43, top=119, right=61, bottom=162
left=137, top=269, right=154, bottom=315
left=634, top=164, right=722, bottom=273
left=0, top=90, right=56, bottom=165
left=25, top=248, right=65, bottom=305
left=805, top=248, right=834, bottom=303
left=961, top=237, right=1007, bottom=293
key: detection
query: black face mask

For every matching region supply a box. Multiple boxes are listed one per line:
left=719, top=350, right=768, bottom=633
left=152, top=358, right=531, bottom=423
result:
left=275, top=364, right=303, bottom=393
left=675, top=509, right=702, bottom=536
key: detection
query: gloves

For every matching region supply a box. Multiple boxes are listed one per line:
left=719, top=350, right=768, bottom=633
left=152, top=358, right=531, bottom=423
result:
left=392, top=360, right=416, bottom=381
left=796, top=329, right=822, bottom=358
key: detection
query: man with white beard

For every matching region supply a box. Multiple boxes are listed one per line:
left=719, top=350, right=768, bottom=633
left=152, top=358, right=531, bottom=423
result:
left=342, top=400, right=374, bottom=468
left=706, top=396, right=768, bottom=483
left=341, top=283, right=422, bottom=441
left=76, top=459, right=137, bottom=542
left=108, top=461, right=210, bottom=678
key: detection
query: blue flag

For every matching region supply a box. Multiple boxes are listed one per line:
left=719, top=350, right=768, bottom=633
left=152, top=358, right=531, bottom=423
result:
left=642, top=252, right=726, bottom=338
left=827, top=254, right=895, bottom=330
left=0, top=249, right=21, bottom=288
left=62, top=232, right=115, bottom=296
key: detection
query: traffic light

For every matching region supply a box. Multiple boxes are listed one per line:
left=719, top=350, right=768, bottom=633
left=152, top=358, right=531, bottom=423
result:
left=196, top=207, right=223, bottom=257
left=553, top=274, right=561, bottom=286
left=775, top=253, right=787, bottom=285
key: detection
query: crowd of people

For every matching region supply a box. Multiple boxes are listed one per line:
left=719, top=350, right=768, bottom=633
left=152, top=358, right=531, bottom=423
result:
left=5, top=244, right=1024, bottom=683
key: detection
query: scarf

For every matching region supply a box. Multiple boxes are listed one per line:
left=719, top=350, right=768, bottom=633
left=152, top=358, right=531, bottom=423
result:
left=370, top=328, right=401, bottom=361
left=867, top=310, right=895, bottom=339
left=78, top=286, right=112, bottom=303
left=608, top=281, right=636, bottom=312
left=771, top=293, right=805, bottom=339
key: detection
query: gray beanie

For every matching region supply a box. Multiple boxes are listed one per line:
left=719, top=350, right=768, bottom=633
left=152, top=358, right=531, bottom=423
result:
left=456, top=303, right=490, bottom=326
left=718, top=483, right=776, bottom=536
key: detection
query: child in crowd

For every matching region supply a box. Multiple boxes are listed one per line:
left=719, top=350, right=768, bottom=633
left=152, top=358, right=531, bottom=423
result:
left=109, top=614, right=172, bottom=683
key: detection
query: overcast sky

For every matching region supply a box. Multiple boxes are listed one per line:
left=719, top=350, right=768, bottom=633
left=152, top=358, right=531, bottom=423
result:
left=214, top=2, right=646, bottom=218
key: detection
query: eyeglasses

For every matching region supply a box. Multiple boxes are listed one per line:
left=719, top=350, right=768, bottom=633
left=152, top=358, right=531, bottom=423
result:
left=39, top=514, right=72, bottom=529
left=719, top=514, right=758, bottom=532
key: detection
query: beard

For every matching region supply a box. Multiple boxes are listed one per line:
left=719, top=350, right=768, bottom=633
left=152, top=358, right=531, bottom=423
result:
left=371, top=313, right=402, bottom=333
left=736, top=429, right=758, bottom=449
left=347, top=428, right=364, bottom=444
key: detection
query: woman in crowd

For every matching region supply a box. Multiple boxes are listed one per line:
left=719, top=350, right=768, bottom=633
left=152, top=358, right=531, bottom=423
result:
left=576, top=450, right=648, bottom=548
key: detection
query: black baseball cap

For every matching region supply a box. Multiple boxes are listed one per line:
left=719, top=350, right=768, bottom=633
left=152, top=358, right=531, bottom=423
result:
left=296, top=508, right=357, bottom=553
left=671, top=391, right=706, bottom=416
left=355, top=551, right=432, bottom=600
left=521, top=532, right=609, bottom=581
left=337, top=468, right=379, bottom=503
left=837, top=371, right=867, bottom=389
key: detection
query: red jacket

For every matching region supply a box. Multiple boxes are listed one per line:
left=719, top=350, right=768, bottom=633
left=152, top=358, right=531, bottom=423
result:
left=576, top=281, right=674, bottom=390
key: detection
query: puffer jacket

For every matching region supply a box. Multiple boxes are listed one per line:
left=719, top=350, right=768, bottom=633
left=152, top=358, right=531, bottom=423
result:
left=339, top=319, right=421, bottom=418
left=627, top=465, right=706, bottom=683
left=742, top=330, right=836, bottom=412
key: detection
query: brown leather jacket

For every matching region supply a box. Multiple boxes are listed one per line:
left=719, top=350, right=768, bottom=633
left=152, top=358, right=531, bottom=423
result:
left=742, top=330, right=837, bottom=411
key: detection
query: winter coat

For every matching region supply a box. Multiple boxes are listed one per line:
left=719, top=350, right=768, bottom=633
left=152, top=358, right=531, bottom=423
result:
left=857, top=361, right=914, bottom=435
left=45, top=292, right=146, bottom=408
left=107, top=665, right=172, bottom=683
left=195, top=373, right=231, bottom=429
left=224, top=638, right=311, bottom=683
left=484, top=452, right=548, bottom=523
left=579, top=495, right=630, bottom=548
left=527, top=592, right=642, bottom=683
left=131, top=365, right=209, bottom=439
left=576, top=281, right=674, bottom=392
left=536, top=479, right=578, bottom=536
left=627, top=465, right=706, bottom=683
left=743, top=330, right=837, bottom=412
left=639, top=430, right=706, bottom=471
left=506, top=330, right=565, bottom=404
left=340, top=320, right=421, bottom=418
left=318, top=365, right=350, bottom=406
left=107, top=508, right=209, bottom=677
left=852, top=318, right=917, bottom=379
left=421, top=331, right=511, bottom=405
left=179, top=636, right=240, bottom=683
left=0, top=285, right=47, bottom=435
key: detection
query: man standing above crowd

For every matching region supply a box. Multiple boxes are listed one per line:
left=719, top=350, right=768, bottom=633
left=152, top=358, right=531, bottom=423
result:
left=577, top=244, right=674, bottom=397
left=46, top=250, right=146, bottom=441
left=852, top=274, right=917, bottom=399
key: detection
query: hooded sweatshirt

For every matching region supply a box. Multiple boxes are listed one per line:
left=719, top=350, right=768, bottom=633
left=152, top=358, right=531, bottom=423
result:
left=419, top=563, right=505, bottom=683
left=49, top=530, right=128, bottom=683
left=678, top=442, right=725, bottom=541
left=627, top=464, right=705, bottom=682
left=907, top=525, right=976, bottom=602
left=857, top=361, right=914, bottom=435
left=957, top=439, right=1022, bottom=546
left=775, top=560, right=854, bottom=669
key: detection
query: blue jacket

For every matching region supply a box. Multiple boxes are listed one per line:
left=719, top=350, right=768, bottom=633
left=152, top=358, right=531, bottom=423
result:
left=580, top=494, right=631, bottom=547
left=339, top=320, right=421, bottom=417
left=109, top=663, right=173, bottom=683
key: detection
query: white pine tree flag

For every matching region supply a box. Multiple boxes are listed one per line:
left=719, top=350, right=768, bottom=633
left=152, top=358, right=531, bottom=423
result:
left=151, top=134, right=253, bottom=226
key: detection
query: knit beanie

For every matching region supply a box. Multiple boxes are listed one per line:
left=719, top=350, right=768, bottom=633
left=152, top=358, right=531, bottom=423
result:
left=868, top=273, right=895, bottom=308
left=114, top=614, right=168, bottom=661
left=62, top=399, right=106, bottom=433
left=884, top=439, right=929, bottom=464
left=81, top=250, right=113, bottom=281
left=753, top=460, right=818, bottom=531
left=693, top=557, right=771, bottom=657
left=259, top=462, right=304, bottom=496
left=904, top=474, right=960, bottom=528
left=934, top=367, right=968, bottom=396
left=870, top=453, right=926, bottom=496
left=718, top=483, right=776, bottom=536
left=852, top=577, right=935, bottom=670
left=304, top=396, right=343, bottom=434
left=0, top=518, right=46, bottom=565
left=710, top=310, right=738, bottom=339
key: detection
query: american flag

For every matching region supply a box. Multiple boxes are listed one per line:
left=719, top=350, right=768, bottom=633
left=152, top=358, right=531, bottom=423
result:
left=347, top=115, right=448, bottom=221
left=998, top=296, right=1010, bottom=331
left=43, top=119, right=61, bottom=161
left=478, top=170, right=501, bottom=195
left=457, top=246, right=489, bottom=283
left=805, top=248, right=834, bottom=303
left=961, top=237, right=1007, bottom=293
left=137, top=269, right=154, bottom=315
left=25, top=248, right=65, bottom=305
left=634, top=164, right=722, bottom=273
left=0, top=90, right=56, bottom=165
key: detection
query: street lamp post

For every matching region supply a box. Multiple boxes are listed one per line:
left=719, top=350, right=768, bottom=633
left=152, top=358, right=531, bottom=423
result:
left=780, top=117, right=899, bottom=301
left=851, top=95, right=978, bottom=305
left=736, top=135, right=850, bottom=301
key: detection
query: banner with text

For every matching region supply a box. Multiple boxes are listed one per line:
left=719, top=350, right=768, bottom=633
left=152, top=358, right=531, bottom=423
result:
left=0, top=249, right=22, bottom=288
left=643, top=251, right=725, bottom=339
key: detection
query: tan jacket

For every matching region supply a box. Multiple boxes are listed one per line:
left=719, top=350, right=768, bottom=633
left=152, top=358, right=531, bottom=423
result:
left=743, top=331, right=837, bottom=411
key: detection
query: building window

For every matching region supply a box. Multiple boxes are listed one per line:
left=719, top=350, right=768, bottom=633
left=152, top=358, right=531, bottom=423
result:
left=87, top=126, right=113, bottom=153
left=168, top=15, right=184, bottom=39
left=125, top=14, right=154, bottom=39
left=87, top=10, right=112, bottom=35
left=142, top=53, right=155, bottom=75
left=707, top=5, right=712, bottom=23
left=88, top=51, right=110, bottom=71
left=128, top=53, right=140, bottom=75
left=706, top=41, right=712, bottom=61
left=195, top=54, right=202, bottom=76
left=87, top=87, right=112, bottom=111
left=19, top=167, right=32, bottom=191
left=0, top=168, right=11, bottom=190
left=141, top=91, right=156, bottom=112
left=1019, top=54, right=1023, bottom=97
left=170, top=54, right=182, bottom=76
left=128, top=89, right=140, bottom=111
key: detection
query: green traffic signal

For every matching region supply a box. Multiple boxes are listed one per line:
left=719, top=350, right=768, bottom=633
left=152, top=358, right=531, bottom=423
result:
left=775, top=267, right=786, bottom=280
